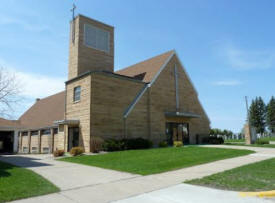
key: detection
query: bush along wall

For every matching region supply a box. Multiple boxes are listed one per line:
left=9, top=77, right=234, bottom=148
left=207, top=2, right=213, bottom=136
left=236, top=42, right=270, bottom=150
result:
left=202, top=136, right=224, bottom=144
left=102, top=138, right=153, bottom=152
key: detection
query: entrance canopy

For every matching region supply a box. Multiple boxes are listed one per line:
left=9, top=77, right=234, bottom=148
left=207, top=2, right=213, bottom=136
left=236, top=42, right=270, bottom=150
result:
left=165, top=111, right=200, bottom=118
left=54, top=119, right=80, bottom=125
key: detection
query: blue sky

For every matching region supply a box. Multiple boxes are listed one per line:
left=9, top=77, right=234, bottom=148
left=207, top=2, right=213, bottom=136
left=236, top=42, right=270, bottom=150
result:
left=0, top=0, right=275, bottom=133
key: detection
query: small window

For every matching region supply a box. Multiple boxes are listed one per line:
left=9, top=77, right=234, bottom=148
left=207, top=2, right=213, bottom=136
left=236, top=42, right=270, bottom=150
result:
left=59, top=125, right=64, bottom=132
left=84, top=24, right=110, bottom=53
left=53, top=128, right=58, bottom=134
left=43, top=147, right=49, bottom=154
left=31, top=131, right=38, bottom=136
left=74, top=86, right=81, bottom=102
left=32, top=147, right=38, bottom=153
left=42, top=129, right=51, bottom=135
left=23, top=147, right=28, bottom=153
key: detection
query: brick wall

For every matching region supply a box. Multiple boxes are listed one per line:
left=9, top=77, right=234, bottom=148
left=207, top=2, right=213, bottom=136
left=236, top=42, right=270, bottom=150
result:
left=91, top=73, right=145, bottom=140
left=68, top=15, right=114, bottom=80
left=21, top=135, right=29, bottom=153
left=41, top=134, right=51, bottom=153
left=30, top=135, right=39, bottom=153
left=149, top=55, right=210, bottom=144
left=66, top=75, right=91, bottom=152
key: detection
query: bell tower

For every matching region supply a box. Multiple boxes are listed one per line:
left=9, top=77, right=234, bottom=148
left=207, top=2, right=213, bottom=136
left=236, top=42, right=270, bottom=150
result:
left=68, top=14, right=114, bottom=80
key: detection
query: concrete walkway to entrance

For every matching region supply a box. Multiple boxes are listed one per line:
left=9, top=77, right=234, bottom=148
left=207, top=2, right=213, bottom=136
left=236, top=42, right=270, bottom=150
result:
left=0, top=145, right=274, bottom=203
left=0, top=153, right=139, bottom=191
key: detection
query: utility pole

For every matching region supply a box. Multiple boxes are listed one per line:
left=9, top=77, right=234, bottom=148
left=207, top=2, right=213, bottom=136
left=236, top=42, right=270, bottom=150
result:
left=245, top=96, right=250, bottom=123
left=245, top=96, right=254, bottom=144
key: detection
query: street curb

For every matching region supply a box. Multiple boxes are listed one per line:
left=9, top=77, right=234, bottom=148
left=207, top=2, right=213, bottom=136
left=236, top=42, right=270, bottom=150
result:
left=240, top=190, right=275, bottom=198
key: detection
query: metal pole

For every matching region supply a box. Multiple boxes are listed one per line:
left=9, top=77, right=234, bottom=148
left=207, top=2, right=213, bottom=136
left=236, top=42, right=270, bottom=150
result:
left=245, top=96, right=249, bottom=122
left=174, top=65, right=179, bottom=112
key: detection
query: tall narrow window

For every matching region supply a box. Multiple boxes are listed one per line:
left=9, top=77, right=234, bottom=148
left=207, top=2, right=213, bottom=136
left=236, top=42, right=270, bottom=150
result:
left=74, top=86, right=81, bottom=102
left=84, top=24, right=110, bottom=53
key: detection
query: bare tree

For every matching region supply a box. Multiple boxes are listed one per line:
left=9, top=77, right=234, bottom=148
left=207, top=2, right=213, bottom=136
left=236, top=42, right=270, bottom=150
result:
left=0, top=67, right=21, bottom=118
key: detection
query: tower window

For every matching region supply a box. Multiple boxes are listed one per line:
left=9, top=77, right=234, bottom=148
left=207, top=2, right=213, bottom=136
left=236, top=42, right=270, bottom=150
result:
left=74, top=86, right=81, bottom=102
left=84, top=23, right=110, bottom=53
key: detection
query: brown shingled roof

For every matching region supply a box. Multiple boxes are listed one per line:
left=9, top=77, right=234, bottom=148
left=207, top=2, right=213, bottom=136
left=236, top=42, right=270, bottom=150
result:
left=0, top=118, right=21, bottom=128
left=19, top=91, right=65, bottom=129
left=116, top=50, right=174, bottom=83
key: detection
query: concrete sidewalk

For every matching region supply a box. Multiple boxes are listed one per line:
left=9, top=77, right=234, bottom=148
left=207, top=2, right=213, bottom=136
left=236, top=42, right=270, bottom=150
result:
left=0, top=153, right=139, bottom=191
left=2, top=145, right=275, bottom=203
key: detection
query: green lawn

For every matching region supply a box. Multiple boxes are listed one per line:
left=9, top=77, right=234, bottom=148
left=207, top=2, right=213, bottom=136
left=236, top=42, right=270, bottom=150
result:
left=0, top=161, right=59, bottom=202
left=186, top=158, right=275, bottom=191
left=259, top=136, right=275, bottom=142
left=224, top=139, right=245, bottom=143
left=60, top=146, right=254, bottom=175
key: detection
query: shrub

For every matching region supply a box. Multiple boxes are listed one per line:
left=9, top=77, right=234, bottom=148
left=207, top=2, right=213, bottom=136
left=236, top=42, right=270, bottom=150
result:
left=255, top=139, right=269, bottom=145
left=173, top=141, right=183, bottom=147
left=123, top=138, right=153, bottom=150
left=158, top=141, right=168, bottom=148
left=70, top=147, right=84, bottom=156
left=202, top=136, right=224, bottom=144
left=91, top=137, right=104, bottom=153
left=102, top=139, right=125, bottom=152
left=102, top=138, right=153, bottom=152
left=53, top=149, right=64, bottom=157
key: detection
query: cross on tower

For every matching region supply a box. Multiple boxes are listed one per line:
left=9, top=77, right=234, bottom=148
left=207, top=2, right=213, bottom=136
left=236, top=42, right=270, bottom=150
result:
left=70, top=3, right=77, bottom=43
left=71, top=3, right=76, bottom=20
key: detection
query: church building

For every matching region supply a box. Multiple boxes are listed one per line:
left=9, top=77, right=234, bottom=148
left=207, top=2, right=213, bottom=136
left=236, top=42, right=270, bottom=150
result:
left=0, top=14, right=210, bottom=153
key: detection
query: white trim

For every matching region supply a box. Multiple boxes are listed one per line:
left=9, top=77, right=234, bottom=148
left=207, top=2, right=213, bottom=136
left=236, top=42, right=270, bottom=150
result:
left=174, top=50, right=198, bottom=95
left=123, top=51, right=175, bottom=118
left=123, top=84, right=149, bottom=118
left=149, top=50, right=175, bottom=86
left=13, top=130, right=18, bottom=153
left=174, top=50, right=210, bottom=123
left=123, top=50, right=210, bottom=124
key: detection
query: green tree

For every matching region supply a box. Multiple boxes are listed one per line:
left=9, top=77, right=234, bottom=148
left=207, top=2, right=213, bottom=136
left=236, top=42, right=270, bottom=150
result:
left=249, top=97, right=266, bottom=135
left=267, top=96, right=275, bottom=133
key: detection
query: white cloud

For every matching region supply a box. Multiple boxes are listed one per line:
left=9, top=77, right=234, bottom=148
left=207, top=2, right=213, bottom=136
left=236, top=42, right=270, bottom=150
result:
left=0, top=58, right=65, bottom=119
left=0, top=58, right=65, bottom=99
left=16, top=72, right=65, bottom=99
left=212, top=80, right=242, bottom=86
left=223, top=44, right=275, bottom=70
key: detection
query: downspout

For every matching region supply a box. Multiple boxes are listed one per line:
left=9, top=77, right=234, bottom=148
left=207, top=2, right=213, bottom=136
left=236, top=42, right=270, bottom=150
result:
left=174, top=64, right=179, bottom=112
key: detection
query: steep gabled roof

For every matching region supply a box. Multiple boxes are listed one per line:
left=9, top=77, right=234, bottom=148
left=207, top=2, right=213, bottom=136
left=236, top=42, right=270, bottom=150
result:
left=19, top=91, right=65, bottom=129
left=116, top=50, right=175, bottom=83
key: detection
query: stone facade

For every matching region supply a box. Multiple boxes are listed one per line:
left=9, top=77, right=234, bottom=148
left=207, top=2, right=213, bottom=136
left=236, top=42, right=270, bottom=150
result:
left=63, top=54, right=210, bottom=150
left=68, top=15, right=114, bottom=80
left=90, top=73, right=145, bottom=140
left=125, top=55, right=210, bottom=145
left=65, top=75, right=91, bottom=152
left=15, top=14, right=210, bottom=154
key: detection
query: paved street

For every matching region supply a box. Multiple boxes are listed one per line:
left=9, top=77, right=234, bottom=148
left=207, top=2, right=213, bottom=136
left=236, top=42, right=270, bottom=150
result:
left=1, top=145, right=275, bottom=203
